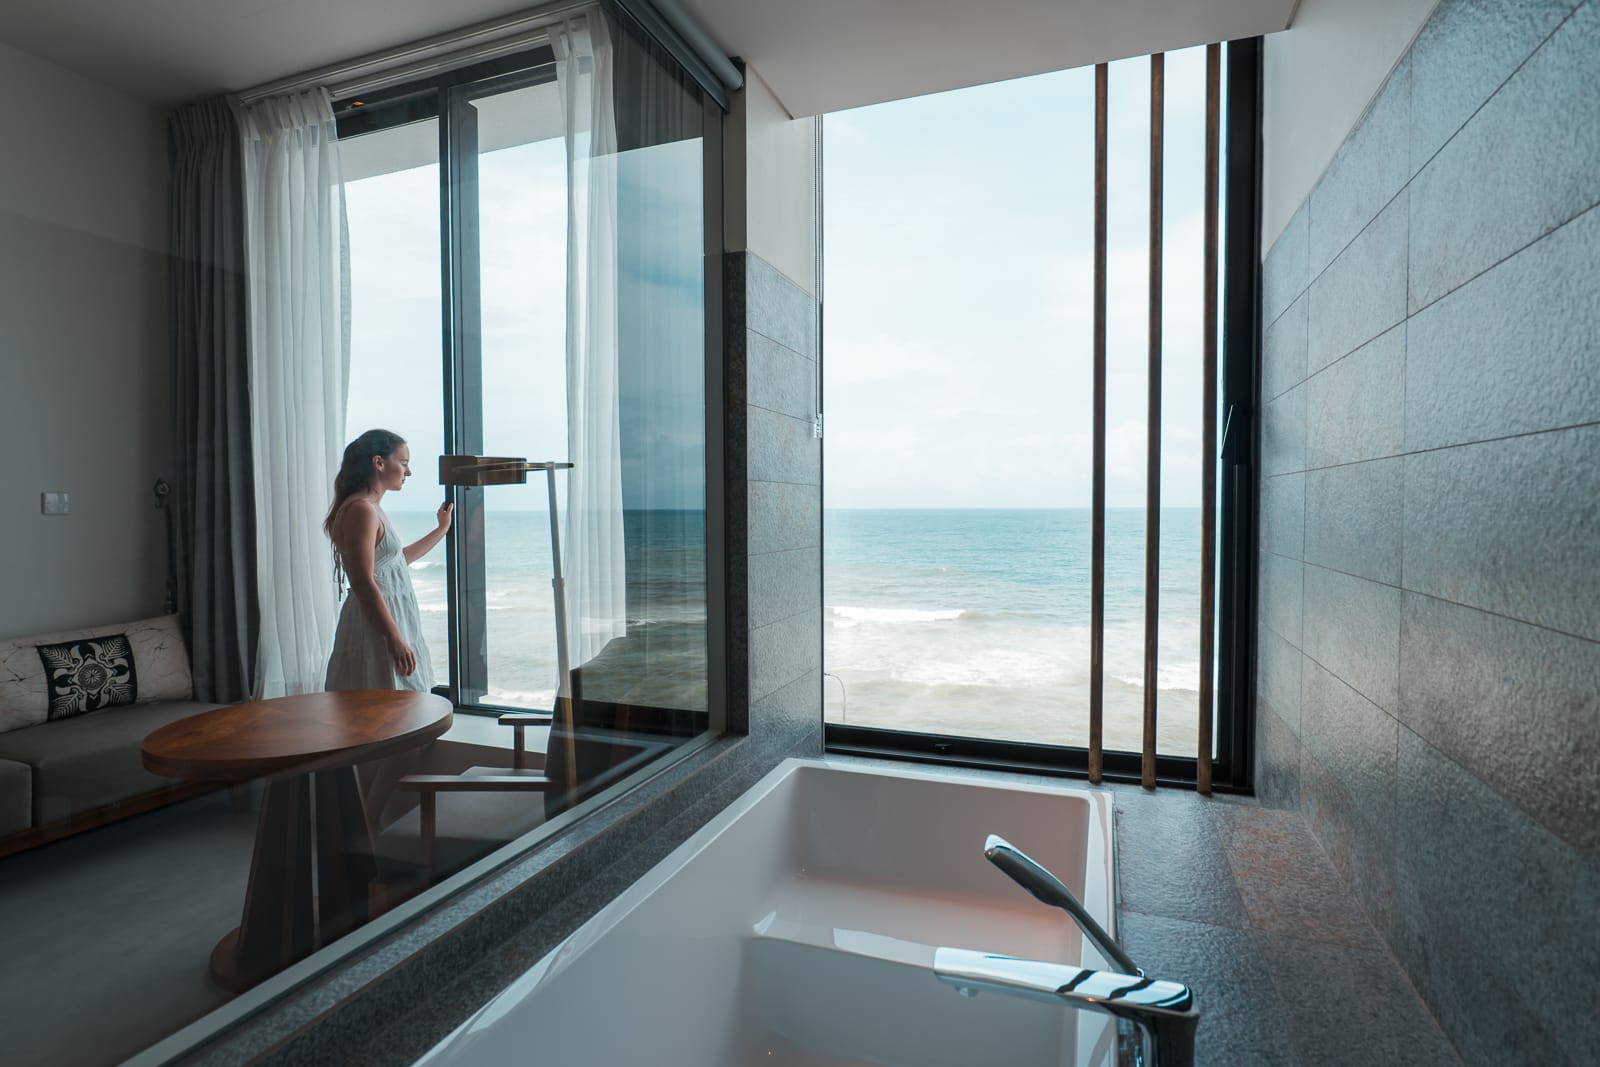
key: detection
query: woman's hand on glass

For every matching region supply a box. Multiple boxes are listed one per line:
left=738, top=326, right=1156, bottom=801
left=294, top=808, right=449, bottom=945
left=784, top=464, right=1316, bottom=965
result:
left=435, top=500, right=454, bottom=533
left=386, top=634, right=418, bottom=677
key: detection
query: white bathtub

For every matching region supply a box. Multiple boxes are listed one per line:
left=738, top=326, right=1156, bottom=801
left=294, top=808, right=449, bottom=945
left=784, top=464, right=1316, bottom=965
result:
left=416, top=758, right=1123, bottom=1066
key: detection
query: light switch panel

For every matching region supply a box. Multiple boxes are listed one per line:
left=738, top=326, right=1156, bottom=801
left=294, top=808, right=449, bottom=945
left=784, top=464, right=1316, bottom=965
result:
left=41, top=491, right=70, bottom=515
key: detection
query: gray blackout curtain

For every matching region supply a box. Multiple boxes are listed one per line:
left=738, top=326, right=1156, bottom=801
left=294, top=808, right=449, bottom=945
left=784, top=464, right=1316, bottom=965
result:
left=169, top=97, right=259, bottom=703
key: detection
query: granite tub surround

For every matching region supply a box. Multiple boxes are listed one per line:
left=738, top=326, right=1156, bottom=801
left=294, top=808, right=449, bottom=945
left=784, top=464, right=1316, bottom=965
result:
left=1257, top=0, right=1600, bottom=1061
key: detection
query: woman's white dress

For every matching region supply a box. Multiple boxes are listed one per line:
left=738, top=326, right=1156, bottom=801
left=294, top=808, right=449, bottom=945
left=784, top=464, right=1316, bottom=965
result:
left=325, top=510, right=434, bottom=692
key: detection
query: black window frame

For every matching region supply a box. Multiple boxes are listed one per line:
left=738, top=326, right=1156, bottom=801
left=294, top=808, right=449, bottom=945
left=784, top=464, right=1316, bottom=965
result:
left=823, top=38, right=1264, bottom=792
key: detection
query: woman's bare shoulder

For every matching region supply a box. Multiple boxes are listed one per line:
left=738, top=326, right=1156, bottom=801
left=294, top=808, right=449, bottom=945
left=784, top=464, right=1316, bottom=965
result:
left=331, top=497, right=381, bottom=542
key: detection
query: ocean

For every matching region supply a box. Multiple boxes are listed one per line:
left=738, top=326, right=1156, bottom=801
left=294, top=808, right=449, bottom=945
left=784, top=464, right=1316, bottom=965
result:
left=386, top=507, right=1211, bottom=757
left=826, top=508, right=1211, bottom=757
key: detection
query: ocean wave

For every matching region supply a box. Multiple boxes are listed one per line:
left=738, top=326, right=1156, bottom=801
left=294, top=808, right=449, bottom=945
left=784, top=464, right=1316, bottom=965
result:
left=409, top=560, right=440, bottom=571
left=419, top=602, right=449, bottom=614
left=831, top=606, right=965, bottom=624
left=1112, top=661, right=1201, bottom=692
left=486, top=686, right=556, bottom=708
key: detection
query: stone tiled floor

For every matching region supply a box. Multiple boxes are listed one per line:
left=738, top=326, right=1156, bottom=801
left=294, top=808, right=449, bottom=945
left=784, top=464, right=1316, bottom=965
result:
left=1108, top=783, right=1462, bottom=1066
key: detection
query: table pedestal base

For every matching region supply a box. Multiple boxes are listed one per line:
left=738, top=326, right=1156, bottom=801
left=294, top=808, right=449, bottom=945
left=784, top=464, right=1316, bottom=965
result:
left=209, top=768, right=377, bottom=991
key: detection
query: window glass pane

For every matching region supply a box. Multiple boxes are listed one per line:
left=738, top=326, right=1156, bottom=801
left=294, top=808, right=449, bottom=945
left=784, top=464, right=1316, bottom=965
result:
left=824, top=50, right=1217, bottom=757
left=472, top=81, right=571, bottom=710
left=342, top=116, right=449, bottom=687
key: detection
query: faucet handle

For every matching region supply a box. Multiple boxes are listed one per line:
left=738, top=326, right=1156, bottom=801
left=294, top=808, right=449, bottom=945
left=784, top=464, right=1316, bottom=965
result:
left=985, top=833, right=1142, bottom=977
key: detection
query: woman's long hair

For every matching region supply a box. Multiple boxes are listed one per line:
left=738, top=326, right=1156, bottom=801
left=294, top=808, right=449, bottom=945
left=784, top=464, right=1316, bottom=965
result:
left=324, top=428, right=406, bottom=541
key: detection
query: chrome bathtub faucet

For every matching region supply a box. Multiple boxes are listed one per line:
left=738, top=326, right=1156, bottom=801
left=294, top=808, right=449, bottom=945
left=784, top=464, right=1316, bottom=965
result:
left=931, top=834, right=1199, bottom=1067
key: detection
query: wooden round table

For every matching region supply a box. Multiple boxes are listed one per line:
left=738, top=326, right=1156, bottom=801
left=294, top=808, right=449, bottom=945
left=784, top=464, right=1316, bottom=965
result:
left=143, top=690, right=452, bottom=991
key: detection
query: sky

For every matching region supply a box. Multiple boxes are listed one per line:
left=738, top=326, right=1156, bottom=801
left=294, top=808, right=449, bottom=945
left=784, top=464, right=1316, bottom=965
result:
left=823, top=45, right=1223, bottom=509
left=343, top=46, right=1224, bottom=512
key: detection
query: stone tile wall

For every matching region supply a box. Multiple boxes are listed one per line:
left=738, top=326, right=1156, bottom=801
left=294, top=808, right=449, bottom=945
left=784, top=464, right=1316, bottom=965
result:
left=1256, top=1, right=1600, bottom=1060
left=728, top=251, right=824, bottom=751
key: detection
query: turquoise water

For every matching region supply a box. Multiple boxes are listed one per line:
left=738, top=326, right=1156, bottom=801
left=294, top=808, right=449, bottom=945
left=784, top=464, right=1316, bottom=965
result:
left=825, top=508, right=1212, bottom=755
left=385, top=506, right=1212, bottom=754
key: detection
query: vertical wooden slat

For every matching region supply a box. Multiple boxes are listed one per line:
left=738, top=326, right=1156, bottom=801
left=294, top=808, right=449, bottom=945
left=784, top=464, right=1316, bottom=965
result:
left=1142, top=53, right=1164, bottom=790
left=1089, top=63, right=1109, bottom=784
left=1198, top=43, right=1221, bottom=795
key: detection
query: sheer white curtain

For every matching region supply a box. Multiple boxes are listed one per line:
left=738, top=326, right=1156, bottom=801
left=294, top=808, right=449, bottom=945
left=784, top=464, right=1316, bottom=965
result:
left=554, top=14, right=627, bottom=671
left=237, top=89, right=350, bottom=698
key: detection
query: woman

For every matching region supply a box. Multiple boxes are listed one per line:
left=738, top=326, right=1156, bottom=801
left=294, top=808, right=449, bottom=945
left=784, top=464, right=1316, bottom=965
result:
left=324, top=429, right=451, bottom=691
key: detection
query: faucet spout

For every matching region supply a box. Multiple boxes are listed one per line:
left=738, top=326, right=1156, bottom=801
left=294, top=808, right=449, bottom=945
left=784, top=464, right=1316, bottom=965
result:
left=984, top=833, right=1141, bottom=976
left=934, top=948, right=1197, bottom=1066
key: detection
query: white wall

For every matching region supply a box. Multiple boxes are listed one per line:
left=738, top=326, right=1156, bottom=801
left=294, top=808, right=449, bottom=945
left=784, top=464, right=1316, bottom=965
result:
left=0, top=39, right=170, bottom=637
left=1261, top=0, right=1438, bottom=251
left=724, top=64, right=818, bottom=298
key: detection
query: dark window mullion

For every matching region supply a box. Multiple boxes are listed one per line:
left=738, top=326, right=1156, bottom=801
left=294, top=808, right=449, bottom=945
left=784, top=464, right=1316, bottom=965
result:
left=1218, top=37, right=1264, bottom=788
left=444, top=87, right=491, bottom=708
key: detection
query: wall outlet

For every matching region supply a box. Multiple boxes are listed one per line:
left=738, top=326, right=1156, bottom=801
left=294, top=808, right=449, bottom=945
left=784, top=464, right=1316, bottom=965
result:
left=41, top=491, right=69, bottom=515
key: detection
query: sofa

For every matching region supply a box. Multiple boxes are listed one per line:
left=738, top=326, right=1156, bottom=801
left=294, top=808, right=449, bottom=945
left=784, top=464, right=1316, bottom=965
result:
left=0, top=613, right=220, bottom=854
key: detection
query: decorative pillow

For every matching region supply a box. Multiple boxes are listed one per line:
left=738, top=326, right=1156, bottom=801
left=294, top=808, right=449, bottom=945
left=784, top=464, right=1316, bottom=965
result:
left=0, top=614, right=193, bottom=734
left=38, top=634, right=139, bottom=720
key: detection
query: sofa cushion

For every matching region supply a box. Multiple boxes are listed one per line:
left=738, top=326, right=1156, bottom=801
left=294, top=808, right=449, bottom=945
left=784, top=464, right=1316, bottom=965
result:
left=0, top=701, right=218, bottom=824
left=0, top=615, right=194, bottom=734
left=37, top=634, right=139, bottom=720
left=0, top=759, right=29, bottom=837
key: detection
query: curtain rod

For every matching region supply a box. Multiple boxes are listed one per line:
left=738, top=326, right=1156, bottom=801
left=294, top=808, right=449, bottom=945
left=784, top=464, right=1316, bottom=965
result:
left=236, top=0, right=740, bottom=107
left=236, top=0, right=595, bottom=104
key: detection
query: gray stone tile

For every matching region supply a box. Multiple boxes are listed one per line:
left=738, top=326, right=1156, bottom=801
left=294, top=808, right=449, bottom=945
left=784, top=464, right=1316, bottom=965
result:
left=1258, top=552, right=1303, bottom=648
left=747, top=405, right=820, bottom=486
left=748, top=479, right=820, bottom=555
left=1253, top=933, right=1460, bottom=1067
left=1306, top=192, right=1408, bottom=373
left=1307, top=57, right=1411, bottom=277
left=1390, top=870, right=1571, bottom=1066
left=1304, top=457, right=1402, bottom=584
left=1254, top=700, right=1301, bottom=811
left=1263, top=201, right=1309, bottom=328
left=1256, top=624, right=1302, bottom=738
left=746, top=252, right=818, bottom=359
left=1299, top=660, right=1399, bottom=849
left=1215, top=808, right=1384, bottom=951
left=1402, top=425, right=1600, bottom=641
left=746, top=329, right=817, bottom=421
left=1409, top=0, right=1600, bottom=311
left=1399, top=592, right=1600, bottom=857
left=1262, top=291, right=1308, bottom=402
left=750, top=666, right=822, bottom=742
left=749, top=608, right=820, bottom=702
left=747, top=546, right=820, bottom=630
left=1397, top=729, right=1600, bottom=1062
left=1405, top=203, right=1600, bottom=452
left=1298, top=745, right=1396, bottom=940
left=1117, top=911, right=1299, bottom=1067
left=1262, top=381, right=1306, bottom=476
left=1259, top=472, right=1304, bottom=560
left=1302, top=565, right=1401, bottom=714
left=1305, top=325, right=1404, bottom=470
left=1114, top=791, right=1248, bottom=928
left=1409, top=0, right=1579, bottom=171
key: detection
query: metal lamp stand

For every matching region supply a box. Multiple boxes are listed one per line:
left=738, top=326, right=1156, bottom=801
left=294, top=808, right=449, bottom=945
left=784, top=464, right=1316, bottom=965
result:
left=439, top=456, right=578, bottom=797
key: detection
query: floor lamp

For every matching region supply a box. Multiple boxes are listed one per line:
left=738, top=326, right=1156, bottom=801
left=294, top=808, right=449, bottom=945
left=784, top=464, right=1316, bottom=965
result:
left=439, top=455, right=577, bottom=801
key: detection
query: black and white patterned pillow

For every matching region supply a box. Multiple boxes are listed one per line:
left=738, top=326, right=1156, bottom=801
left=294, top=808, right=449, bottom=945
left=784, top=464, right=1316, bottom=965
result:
left=36, top=635, right=139, bottom=720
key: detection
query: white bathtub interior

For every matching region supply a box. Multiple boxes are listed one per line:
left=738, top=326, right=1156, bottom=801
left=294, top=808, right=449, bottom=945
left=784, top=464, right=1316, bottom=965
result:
left=416, top=759, right=1124, bottom=1066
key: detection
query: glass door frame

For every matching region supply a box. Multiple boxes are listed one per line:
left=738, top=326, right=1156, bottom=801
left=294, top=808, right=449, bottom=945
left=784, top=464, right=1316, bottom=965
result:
left=335, top=44, right=727, bottom=729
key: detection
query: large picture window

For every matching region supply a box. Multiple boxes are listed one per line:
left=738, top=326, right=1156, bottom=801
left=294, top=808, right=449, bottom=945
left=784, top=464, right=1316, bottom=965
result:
left=340, top=11, right=718, bottom=810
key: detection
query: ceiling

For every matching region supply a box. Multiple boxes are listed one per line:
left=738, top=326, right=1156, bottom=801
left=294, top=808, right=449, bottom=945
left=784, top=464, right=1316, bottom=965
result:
left=0, top=0, right=1295, bottom=113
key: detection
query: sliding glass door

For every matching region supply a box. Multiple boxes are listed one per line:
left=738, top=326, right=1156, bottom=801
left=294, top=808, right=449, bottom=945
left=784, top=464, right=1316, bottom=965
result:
left=338, top=18, right=718, bottom=740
